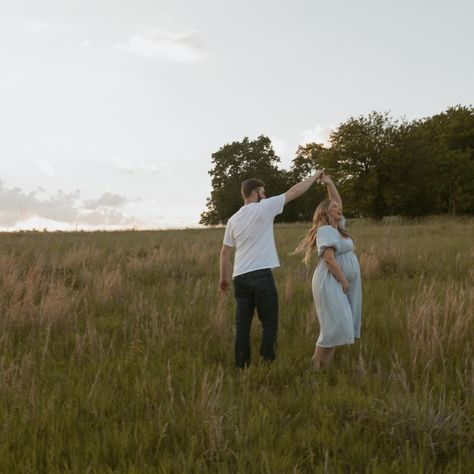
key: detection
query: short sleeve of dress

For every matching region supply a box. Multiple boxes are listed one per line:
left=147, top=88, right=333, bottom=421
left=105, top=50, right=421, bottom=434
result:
left=316, top=225, right=340, bottom=257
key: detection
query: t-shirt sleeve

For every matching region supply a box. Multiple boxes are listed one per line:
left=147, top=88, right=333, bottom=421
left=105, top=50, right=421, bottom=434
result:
left=316, top=225, right=340, bottom=257
left=261, top=194, right=285, bottom=217
left=223, top=220, right=235, bottom=247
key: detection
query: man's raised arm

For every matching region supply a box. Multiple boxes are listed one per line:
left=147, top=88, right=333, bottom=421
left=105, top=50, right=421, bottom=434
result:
left=284, top=170, right=323, bottom=203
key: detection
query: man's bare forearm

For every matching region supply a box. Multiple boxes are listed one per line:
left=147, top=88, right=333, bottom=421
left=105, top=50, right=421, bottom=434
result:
left=219, top=246, right=233, bottom=292
left=285, top=170, right=322, bottom=203
left=219, top=254, right=231, bottom=281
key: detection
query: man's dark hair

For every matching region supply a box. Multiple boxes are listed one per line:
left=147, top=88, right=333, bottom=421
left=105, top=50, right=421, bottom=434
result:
left=241, top=178, right=265, bottom=199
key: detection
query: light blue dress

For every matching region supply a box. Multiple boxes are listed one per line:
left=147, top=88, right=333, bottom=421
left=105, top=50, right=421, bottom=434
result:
left=311, top=223, right=362, bottom=347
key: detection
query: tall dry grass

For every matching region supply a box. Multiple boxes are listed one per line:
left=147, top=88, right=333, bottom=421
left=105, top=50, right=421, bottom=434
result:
left=0, top=220, right=472, bottom=472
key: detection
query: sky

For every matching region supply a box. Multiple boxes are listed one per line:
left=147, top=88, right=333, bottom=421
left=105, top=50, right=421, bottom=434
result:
left=0, top=0, right=473, bottom=230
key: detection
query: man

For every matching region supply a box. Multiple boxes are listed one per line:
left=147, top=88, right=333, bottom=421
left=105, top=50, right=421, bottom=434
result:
left=219, top=170, right=323, bottom=368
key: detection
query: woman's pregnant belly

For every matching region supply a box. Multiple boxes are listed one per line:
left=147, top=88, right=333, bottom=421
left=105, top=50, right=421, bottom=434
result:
left=336, top=252, right=360, bottom=283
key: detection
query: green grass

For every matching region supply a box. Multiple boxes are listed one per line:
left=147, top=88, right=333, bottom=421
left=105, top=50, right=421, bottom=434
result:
left=0, top=218, right=473, bottom=473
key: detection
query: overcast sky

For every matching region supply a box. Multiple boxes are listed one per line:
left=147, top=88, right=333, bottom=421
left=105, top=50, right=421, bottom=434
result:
left=1, top=0, right=473, bottom=230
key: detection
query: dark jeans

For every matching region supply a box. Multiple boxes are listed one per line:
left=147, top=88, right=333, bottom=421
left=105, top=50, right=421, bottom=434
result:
left=233, top=269, right=279, bottom=368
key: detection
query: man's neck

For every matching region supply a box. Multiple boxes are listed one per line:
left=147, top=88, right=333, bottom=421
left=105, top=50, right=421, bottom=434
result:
left=244, top=198, right=258, bottom=206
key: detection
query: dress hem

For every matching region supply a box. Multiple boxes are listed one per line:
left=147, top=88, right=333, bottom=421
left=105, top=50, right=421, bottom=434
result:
left=316, top=339, right=355, bottom=348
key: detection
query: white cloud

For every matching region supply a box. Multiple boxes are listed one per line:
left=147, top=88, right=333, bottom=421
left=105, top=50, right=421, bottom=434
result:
left=111, top=157, right=170, bottom=175
left=270, top=136, right=294, bottom=169
left=81, top=40, right=92, bottom=47
left=10, top=216, right=141, bottom=232
left=301, top=124, right=335, bottom=147
left=75, top=208, right=142, bottom=227
left=12, top=216, right=75, bottom=231
left=22, top=20, right=75, bottom=36
left=270, top=136, right=290, bottom=158
left=23, top=20, right=53, bottom=35
left=36, top=160, right=55, bottom=177
left=0, top=180, right=143, bottom=229
left=115, top=29, right=206, bottom=63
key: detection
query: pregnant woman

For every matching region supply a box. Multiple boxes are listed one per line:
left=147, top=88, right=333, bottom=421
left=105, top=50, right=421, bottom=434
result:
left=294, top=172, right=362, bottom=369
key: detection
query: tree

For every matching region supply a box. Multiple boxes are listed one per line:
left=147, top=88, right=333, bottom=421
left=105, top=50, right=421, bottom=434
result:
left=388, top=121, right=439, bottom=216
left=388, top=105, right=474, bottom=217
left=417, top=105, right=474, bottom=215
left=310, top=112, right=403, bottom=219
left=201, top=106, right=474, bottom=225
left=286, top=143, right=329, bottom=221
left=200, top=136, right=289, bottom=225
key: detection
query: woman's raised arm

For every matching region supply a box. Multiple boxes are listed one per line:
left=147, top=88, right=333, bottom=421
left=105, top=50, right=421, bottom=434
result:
left=320, top=173, right=342, bottom=209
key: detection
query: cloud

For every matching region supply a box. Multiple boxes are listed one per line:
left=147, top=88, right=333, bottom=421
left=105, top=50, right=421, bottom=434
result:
left=36, top=160, right=55, bottom=177
left=270, top=136, right=295, bottom=169
left=22, top=20, right=74, bottom=36
left=23, top=20, right=54, bottom=35
left=115, top=29, right=206, bottom=63
left=0, top=180, right=143, bottom=229
left=75, top=208, right=140, bottom=227
left=83, top=191, right=128, bottom=210
left=301, top=124, right=335, bottom=147
left=111, top=157, right=170, bottom=175
left=270, top=136, right=290, bottom=158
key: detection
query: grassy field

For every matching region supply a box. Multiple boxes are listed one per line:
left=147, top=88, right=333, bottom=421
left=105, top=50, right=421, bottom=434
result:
left=0, top=218, right=473, bottom=473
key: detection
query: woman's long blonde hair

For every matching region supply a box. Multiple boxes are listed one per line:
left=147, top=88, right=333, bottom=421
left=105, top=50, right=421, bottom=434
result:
left=293, top=199, right=350, bottom=264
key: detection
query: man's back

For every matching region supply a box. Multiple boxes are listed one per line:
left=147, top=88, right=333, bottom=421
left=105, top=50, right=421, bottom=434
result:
left=223, top=194, right=285, bottom=277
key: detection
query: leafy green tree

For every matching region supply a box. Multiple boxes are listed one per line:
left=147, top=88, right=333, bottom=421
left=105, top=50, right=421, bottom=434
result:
left=288, top=113, right=404, bottom=219
left=329, top=112, right=404, bottom=219
left=386, top=121, right=438, bottom=216
left=200, top=136, right=289, bottom=225
left=201, top=106, right=474, bottom=225
left=285, top=143, right=329, bottom=221
left=417, top=105, right=474, bottom=215
left=389, top=105, right=474, bottom=217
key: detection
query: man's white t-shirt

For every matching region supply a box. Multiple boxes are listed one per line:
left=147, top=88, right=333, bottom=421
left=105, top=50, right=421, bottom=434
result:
left=223, top=194, right=286, bottom=278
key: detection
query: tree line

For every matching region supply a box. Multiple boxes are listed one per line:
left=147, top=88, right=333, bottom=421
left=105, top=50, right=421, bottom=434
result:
left=200, top=105, right=474, bottom=224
